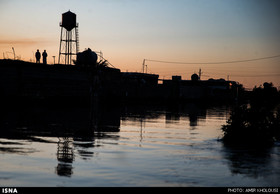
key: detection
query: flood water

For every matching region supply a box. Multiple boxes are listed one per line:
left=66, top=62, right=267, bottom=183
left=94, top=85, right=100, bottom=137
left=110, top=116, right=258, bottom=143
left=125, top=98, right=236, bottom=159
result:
left=0, top=102, right=279, bottom=187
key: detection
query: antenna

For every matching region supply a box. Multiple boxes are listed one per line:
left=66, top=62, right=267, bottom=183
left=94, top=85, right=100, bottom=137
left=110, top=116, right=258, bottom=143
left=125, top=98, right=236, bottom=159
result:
left=12, top=47, right=15, bottom=60
left=198, top=68, right=202, bottom=80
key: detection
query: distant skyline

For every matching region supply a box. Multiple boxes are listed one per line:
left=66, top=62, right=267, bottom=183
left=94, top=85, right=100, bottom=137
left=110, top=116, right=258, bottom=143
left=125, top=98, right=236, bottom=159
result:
left=0, top=0, right=280, bottom=89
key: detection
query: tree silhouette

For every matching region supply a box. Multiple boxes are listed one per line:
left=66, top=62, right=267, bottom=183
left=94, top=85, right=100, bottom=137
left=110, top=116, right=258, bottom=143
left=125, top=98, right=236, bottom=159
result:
left=221, top=82, right=280, bottom=146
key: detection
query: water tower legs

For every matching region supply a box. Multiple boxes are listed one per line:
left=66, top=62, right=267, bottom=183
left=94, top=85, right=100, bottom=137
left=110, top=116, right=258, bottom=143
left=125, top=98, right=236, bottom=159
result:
left=58, top=27, right=78, bottom=65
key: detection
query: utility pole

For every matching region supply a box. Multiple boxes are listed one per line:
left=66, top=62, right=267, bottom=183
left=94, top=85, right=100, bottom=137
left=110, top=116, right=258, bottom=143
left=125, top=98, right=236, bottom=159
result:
left=142, top=59, right=146, bottom=73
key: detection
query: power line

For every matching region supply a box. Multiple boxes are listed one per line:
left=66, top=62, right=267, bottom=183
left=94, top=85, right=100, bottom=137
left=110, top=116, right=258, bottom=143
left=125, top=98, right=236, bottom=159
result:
left=145, top=54, right=280, bottom=65
left=229, top=73, right=280, bottom=78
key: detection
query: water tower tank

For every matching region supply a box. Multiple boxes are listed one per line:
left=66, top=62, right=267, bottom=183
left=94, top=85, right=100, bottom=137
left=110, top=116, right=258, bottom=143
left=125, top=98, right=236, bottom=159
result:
left=191, top=73, right=199, bottom=82
left=61, top=11, right=77, bottom=31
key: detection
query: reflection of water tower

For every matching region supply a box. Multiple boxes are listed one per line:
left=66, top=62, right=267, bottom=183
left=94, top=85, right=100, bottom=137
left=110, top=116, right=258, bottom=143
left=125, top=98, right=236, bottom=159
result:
left=58, top=10, right=79, bottom=65
left=56, top=137, right=74, bottom=177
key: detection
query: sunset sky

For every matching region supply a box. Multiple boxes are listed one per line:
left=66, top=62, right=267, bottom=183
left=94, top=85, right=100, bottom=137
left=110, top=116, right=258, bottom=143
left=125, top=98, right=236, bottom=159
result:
left=0, top=0, right=280, bottom=89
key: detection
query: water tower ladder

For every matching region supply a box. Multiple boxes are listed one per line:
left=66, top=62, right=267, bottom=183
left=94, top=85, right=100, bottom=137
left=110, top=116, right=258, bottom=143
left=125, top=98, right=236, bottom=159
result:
left=76, top=27, right=80, bottom=53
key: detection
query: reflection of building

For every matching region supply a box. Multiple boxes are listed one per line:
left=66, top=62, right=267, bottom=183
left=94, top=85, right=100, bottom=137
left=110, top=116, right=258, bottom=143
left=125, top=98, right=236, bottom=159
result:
left=0, top=102, right=121, bottom=177
left=165, top=103, right=207, bottom=127
left=73, top=138, right=95, bottom=160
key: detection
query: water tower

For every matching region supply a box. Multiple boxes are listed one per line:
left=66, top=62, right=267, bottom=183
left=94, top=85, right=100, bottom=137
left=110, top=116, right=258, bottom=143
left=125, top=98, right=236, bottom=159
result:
left=58, top=10, right=79, bottom=65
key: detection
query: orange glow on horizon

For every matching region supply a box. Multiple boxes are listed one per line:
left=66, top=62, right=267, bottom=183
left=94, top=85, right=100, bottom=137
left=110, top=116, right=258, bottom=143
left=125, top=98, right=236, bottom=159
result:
left=1, top=37, right=279, bottom=90
left=1, top=41, right=279, bottom=90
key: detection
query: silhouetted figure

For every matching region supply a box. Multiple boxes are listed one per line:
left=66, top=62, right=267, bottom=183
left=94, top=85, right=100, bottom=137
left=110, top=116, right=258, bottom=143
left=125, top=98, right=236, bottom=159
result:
left=35, top=49, right=41, bottom=63
left=42, top=50, right=48, bottom=64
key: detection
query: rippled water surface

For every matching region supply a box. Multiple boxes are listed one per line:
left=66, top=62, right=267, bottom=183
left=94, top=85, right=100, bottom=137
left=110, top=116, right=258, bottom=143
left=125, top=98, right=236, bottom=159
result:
left=0, top=103, right=279, bottom=187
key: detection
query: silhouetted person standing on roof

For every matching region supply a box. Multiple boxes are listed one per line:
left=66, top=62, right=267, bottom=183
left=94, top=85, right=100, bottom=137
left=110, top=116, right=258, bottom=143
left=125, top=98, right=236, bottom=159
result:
left=42, top=50, right=48, bottom=64
left=35, top=49, right=41, bottom=63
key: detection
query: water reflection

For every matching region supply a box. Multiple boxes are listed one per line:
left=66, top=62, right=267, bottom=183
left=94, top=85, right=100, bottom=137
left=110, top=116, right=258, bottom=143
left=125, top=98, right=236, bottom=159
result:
left=0, top=102, right=121, bottom=177
left=222, top=144, right=280, bottom=181
left=165, top=103, right=206, bottom=128
left=0, top=102, right=279, bottom=186
left=121, top=103, right=208, bottom=128
left=56, top=137, right=74, bottom=177
left=119, top=103, right=280, bottom=185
